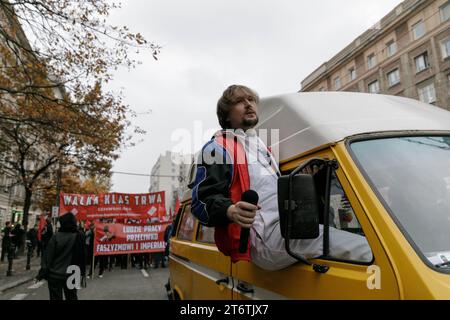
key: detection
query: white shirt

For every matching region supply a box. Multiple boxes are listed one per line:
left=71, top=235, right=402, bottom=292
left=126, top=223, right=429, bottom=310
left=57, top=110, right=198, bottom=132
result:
left=234, top=129, right=280, bottom=241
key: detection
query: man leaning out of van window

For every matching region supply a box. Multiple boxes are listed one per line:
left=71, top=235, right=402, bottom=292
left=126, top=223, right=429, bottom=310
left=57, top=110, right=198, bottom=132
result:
left=189, top=85, right=372, bottom=271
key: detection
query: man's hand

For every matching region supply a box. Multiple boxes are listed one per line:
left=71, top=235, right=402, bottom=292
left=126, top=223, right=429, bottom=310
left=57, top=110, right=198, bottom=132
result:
left=226, top=202, right=261, bottom=228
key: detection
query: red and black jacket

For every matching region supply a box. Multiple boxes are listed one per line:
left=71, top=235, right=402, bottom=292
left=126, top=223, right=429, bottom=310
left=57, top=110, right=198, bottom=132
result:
left=189, top=131, right=251, bottom=263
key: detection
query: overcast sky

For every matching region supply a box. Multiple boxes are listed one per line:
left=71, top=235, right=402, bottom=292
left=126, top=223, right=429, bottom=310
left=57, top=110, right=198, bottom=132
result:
left=107, top=0, right=404, bottom=193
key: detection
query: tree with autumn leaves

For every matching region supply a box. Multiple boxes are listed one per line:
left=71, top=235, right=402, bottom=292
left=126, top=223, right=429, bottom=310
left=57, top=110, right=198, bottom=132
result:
left=36, top=170, right=112, bottom=214
left=0, top=0, right=159, bottom=230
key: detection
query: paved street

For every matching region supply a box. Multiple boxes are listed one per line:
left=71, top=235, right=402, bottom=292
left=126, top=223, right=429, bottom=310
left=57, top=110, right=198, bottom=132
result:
left=0, top=254, right=41, bottom=293
left=0, top=264, right=170, bottom=300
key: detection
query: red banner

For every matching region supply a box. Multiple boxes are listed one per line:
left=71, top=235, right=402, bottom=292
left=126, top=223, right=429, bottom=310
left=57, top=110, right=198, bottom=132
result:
left=93, top=222, right=169, bottom=256
left=59, top=192, right=166, bottom=221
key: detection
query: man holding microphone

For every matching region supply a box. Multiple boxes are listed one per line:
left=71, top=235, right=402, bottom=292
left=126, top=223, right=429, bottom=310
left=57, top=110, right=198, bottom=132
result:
left=189, top=85, right=371, bottom=271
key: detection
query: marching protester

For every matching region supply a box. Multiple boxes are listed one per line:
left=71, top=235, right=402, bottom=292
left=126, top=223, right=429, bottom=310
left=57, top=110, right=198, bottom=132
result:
left=85, top=221, right=95, bottom=278
left=163, top=223, right=174, bottom=266
left=26, top=225, right=38, bottom=257
left=36, top=212, right=87, bottom=300
left=1, top=221, right=12, bottom=262
left=36, top=215, right=47, bottom=258
left=97, top=255, right=109, bottom=278
left=40, top=217, right=54, bottom=254
left=11, top=223, right=25, bottom=258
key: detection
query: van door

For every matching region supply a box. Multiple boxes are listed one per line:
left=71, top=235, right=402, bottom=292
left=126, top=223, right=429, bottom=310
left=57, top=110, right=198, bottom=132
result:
left=170, top=204, right=233, bottom=300
left=232, top=154, right=400, bottom=300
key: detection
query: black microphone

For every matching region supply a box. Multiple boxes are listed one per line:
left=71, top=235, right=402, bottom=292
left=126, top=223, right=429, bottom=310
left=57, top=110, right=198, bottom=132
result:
left=239, top=190, right=259, bottom=253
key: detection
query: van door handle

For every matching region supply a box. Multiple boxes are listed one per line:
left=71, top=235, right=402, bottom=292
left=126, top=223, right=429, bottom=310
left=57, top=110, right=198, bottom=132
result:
left=237, top=282, right=254, bottom=294
left=215, top=277, right=229, bottom=286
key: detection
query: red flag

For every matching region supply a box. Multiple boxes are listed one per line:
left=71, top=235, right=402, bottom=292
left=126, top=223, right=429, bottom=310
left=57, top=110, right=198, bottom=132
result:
left=175, top=196, right=181, bottom=215
left=169, top=207, right=173, bottom=220
left=37, top=215, right=46, bottom=241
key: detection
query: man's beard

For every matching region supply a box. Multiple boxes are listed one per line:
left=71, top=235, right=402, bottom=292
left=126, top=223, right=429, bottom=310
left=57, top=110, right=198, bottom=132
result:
left=243, top=116, right=259, bottom=128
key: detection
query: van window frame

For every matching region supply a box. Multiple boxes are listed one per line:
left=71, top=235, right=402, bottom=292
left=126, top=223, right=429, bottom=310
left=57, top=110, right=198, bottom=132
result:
left=175, top=204, right=197, bottom=242
left=322, top=167, right=374, bottom=265
left=285, top=156, right=375, bottom=266
left=346, top=131, right=450, bottom=275
left=171, top=205, right=183, bottom=238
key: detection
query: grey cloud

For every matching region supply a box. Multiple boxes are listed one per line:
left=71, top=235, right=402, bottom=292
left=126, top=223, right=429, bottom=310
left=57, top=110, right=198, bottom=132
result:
left=109, top=0, right=404, bottom=192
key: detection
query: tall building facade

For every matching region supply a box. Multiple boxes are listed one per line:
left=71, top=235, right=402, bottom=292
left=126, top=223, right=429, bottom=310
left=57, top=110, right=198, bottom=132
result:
left=301, top=0, right=450, bottom=110
left=0, top=3, right=44, bottom=227
left=149, top=151, right=191, bottom=217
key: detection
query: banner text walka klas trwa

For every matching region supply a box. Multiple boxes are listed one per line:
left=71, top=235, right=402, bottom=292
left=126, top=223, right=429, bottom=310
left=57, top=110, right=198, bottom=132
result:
left=59, top=192, right=170, bottom=255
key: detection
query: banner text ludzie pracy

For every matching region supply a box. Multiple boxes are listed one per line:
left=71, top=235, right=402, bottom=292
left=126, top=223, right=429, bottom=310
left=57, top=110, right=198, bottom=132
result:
left=59, top=192, right=166, bottom=221
left=94, top=222, right=169, bottom=256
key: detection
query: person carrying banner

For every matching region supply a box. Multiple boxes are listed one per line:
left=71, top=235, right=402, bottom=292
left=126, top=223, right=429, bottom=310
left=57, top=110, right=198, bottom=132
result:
left=85, top=222, right=95, bottom=278
left=36, top=212, right=87, bottom=300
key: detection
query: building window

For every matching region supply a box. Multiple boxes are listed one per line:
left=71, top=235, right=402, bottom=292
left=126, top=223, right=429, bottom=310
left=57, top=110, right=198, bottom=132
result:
left=349, top=68, right=356, bottom=81
left=412, top=21, right=425, bottom=40
left=386, top=41, right=397, bottom=57
left=387, top=69, right=401, bottom=87
left=368, top=80, right=380, bottom=94
left=318, top=87, right=325, bottom=92
left=441, top=1, right=450, bottom=22
left=441, top=37, right=450, bottom=59
left=367, top=54, right=377, bottom=69
left=418, top=82, right=436, bottom=104
left=414, top=52, right=430, bottom=73
left=334, top=77, right=341, bottom=90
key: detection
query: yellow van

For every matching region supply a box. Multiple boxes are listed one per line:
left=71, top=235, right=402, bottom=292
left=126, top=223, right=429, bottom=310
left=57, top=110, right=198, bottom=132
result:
left=167, top=92, right=450, bottom=300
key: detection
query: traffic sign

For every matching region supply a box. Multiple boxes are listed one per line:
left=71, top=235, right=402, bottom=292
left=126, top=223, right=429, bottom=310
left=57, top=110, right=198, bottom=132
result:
left=51, top=206, right=59, bottom=218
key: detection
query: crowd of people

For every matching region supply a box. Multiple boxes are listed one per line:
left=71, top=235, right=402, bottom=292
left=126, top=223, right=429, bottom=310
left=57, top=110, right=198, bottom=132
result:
left=0, top=214, right=174, bottom=300
left=83, top=218, right=172, bottom=279
left=0, top=217, right=53, bottom=262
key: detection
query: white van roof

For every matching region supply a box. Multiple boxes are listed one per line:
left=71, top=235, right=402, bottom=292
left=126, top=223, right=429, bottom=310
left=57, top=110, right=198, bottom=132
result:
left=257, top=92, right=450, bottom=162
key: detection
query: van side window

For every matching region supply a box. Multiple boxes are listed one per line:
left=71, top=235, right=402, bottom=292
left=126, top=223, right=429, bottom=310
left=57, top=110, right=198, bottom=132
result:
left=302, top=164, right=373, bottom=263
left=328, top=171, right=373, bottom=262
left=329, top=172, right=363, bottom=234
left=197, top=225, right=215, bottom=244
left=177, top=205, right=195, bottom=241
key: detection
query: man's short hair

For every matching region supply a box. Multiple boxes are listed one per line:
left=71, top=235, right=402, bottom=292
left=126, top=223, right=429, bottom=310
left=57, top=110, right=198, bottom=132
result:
left=216, top=85, right=259, bottom=129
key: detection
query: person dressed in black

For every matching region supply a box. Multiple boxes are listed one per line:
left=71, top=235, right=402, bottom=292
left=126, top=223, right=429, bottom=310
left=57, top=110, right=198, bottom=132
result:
left=11, top=223, right=25, bottom=258
left=40, top=217, right=54, bottom=254
left=85, top=223, right=95, bottom=277
left=26, top=225, right=38, bottom=257
left=1, top=221, right=12, bottom=262
left=36, top=212, right=86, bottom=300
left=163, top=223, right=174, bottom=266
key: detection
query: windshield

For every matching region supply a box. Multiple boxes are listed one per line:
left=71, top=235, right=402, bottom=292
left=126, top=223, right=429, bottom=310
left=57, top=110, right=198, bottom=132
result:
left=350, top=136, right=450, bottom=270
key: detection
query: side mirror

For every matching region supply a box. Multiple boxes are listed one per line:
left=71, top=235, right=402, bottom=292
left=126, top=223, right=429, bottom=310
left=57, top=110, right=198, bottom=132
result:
left=278, top=174, right=320, bottom=240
